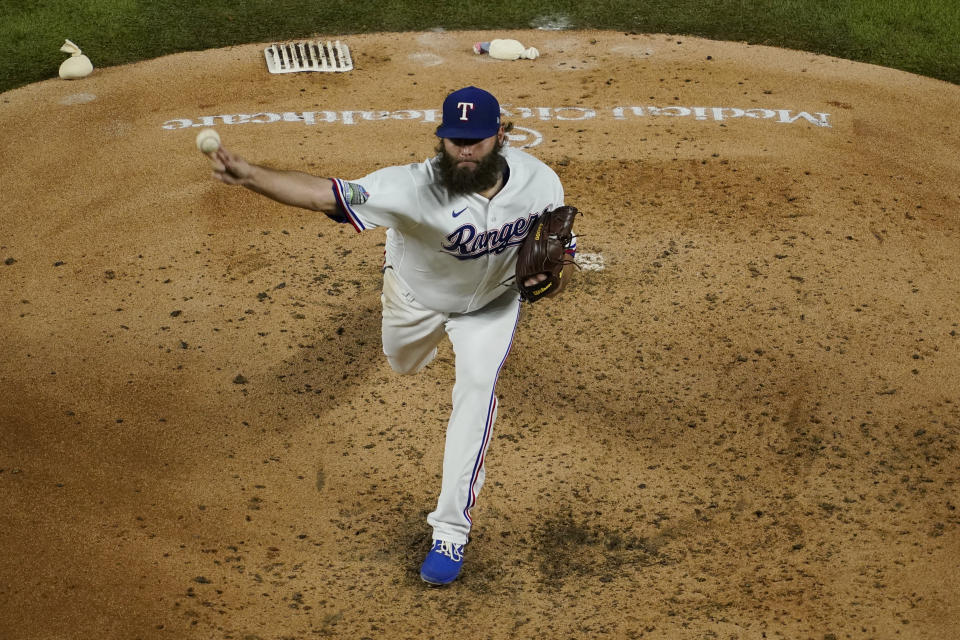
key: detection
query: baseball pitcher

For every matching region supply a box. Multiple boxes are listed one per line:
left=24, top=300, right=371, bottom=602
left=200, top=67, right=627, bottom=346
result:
left=204, top=86, right=577, bottom=585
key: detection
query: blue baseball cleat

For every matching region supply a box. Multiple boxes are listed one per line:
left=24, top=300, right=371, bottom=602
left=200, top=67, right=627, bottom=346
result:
left=420, top=539, right=465, bottom=585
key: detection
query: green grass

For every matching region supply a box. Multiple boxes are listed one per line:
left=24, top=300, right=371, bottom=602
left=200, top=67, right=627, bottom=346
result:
left=1, top=0, right=958, bottom=94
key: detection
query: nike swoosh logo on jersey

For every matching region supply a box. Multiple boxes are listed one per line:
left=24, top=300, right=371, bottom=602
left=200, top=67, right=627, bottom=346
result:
left=452, top=207, right=467, bottom=218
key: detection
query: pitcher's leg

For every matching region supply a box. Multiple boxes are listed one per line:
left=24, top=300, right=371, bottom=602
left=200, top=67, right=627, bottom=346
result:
left=381, top=268, right=446, bottom=374
left=427, top=292, right=521, bottom=544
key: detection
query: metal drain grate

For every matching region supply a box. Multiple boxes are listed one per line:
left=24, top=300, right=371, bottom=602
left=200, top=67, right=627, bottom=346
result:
left=264, top=40, right=353, bottom=74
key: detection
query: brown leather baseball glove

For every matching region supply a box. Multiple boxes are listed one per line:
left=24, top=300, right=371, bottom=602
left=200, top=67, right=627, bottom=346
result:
left=515, top=205, right=579, bottom=302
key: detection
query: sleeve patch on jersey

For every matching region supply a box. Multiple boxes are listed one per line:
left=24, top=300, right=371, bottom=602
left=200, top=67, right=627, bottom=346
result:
left=341, top=182, right=370, bottom=205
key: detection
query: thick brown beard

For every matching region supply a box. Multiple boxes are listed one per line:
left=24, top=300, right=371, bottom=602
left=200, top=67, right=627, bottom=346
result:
left=435, top=139, right=506, bottom=196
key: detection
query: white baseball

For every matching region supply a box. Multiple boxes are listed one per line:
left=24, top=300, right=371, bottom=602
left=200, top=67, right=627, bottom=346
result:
left=196, top=128, right=221, bottom=154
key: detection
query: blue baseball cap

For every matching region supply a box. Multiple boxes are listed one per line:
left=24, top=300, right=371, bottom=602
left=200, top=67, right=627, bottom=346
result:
left=435, top=86, right=501, bottom=139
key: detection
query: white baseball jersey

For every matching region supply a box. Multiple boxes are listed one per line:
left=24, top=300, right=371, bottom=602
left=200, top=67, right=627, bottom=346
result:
left=331, top=146, right=565, bottom=313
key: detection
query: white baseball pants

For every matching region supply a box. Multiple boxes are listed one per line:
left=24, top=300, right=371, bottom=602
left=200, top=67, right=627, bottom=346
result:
left=381, top=268, right=521, bottom=545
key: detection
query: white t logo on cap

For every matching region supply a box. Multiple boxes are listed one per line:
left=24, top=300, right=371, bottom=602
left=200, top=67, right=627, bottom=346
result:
left=457, top=102, right=475, bottom=121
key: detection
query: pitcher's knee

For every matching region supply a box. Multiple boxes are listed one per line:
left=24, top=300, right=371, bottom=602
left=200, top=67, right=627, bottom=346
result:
left=387, top=346, right=437, bottom=375
left=455, top=365, right=499, bottom=391
left=388, top=357, right=419, bottom=375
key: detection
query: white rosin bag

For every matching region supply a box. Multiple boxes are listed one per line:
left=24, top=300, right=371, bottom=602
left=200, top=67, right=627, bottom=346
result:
left=474, top=39, right=540, bottom=60
left=59, top=39, right=93, bottom=79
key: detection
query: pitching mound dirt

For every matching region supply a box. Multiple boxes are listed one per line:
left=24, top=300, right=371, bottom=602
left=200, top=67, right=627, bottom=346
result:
left=1, top=29, right=958, bottom=639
